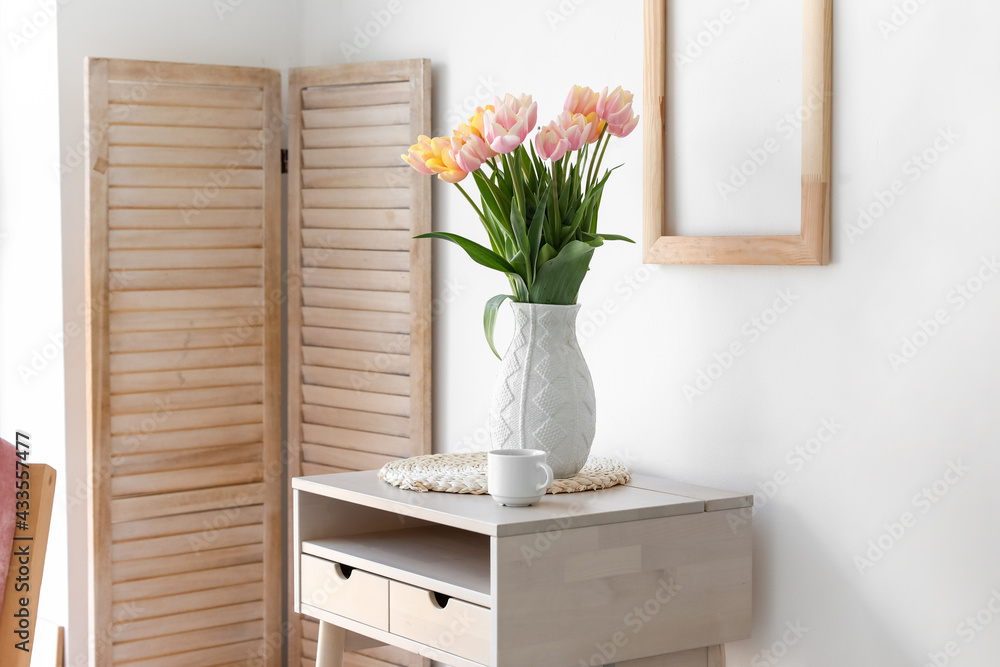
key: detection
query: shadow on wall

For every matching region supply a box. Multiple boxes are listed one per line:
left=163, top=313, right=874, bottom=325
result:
left=731, top=509, right=911, bottom=666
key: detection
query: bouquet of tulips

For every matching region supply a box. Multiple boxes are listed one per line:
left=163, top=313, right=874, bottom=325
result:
left=402, top=85, right=639, bottom=357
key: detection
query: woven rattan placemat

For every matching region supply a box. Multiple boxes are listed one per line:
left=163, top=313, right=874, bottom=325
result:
left=378, top=452, right=631, bottom=494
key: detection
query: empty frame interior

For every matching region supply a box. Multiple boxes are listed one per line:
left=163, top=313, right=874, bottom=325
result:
left=643, top=0, right=833, bottom=265
left=286, top=59, right=432, bottom=667
left=86, top=58, right=282, bottom=666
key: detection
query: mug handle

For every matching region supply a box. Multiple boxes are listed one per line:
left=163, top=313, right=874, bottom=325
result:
left=536, top=462, right=554, bottom=495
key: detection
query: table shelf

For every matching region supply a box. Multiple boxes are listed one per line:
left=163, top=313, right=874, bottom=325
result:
left=302, top=524, right=491, bottom=607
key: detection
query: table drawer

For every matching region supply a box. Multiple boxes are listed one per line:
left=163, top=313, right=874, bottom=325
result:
left=389, top=580, right=490, bottom=664
left=301, top=554, right=389, bottom=631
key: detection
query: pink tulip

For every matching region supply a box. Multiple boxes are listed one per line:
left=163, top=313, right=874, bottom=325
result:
left=555, top=111, right=592, bottom=152
left=455, top=105, right=498, bottom=161
left=597, top=86, right=640, bottom=138
left=535, top=123, right=571, bottom=162
left=564, top=85, right=600, bottom=117
left=453, top=132, right=492, bottom=173
left=483, top=94, right=538, bottom=154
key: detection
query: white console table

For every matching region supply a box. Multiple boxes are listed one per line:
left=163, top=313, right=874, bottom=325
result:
left=293, top=471, right=752, bottom=667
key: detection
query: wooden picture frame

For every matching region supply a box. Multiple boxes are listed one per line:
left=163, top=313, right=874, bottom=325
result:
left=642, top=0, right=833, bottom=265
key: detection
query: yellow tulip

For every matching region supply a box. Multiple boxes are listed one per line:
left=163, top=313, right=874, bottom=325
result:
left=401, top=135, right=436, bottom=175
left=402, top=135, right=469, bottom=183
left=425, top=136, right=469, bottom=183
left=464, top=105, right=495, bottom=142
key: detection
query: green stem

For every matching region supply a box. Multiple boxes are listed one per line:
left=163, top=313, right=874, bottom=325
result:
left=590, top=133, right=611, bottom=191
left=455, top=182, right=484, bottom=221
left=506, top=274, right=519, bottom=301
left=461, top=177, right=504, bottom=254
left=549, top=171, right=560, bottom=227
left=503, top=152, right=525, bottom=219
left=550, top=159, right=562, bottom=242
left=586, top=125, right=608, bottom=188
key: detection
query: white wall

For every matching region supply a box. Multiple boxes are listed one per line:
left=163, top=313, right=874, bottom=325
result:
left=0, top=1, right=67, bottom=664
left=43, top=0, right=1000, bottom=665
left=301, top=1, right=1000, bottom=665
left=56, top=0, right=301, bottom=662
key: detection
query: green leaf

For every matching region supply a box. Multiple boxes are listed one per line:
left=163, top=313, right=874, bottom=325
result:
left=588, top=185, right=605, bottom=234
left=595, top=233, right=636, bottom=243
left=509, top=250, right=528, bottom=279
left=582, top=231, right=635, bottom=244
left=560, top=175, right=610, bottom=247
left=527, top=184, right=550, bottom=269
left=537, top=243, right=557, bottom=268
left=510, top=272, right=529, bottom=303
left=509, top=200, right=531, bottom=275
left=559, top=224, right=574, bottom=243
left=483, top=294, right=512, bottom=359
left=519, top=147, right=537, bottom=193
left=493, top=164, right=514, bottom=201
left=473, top=170, right=511, bottom=240
left=502, top=234, right=515, bottom=259
left=548, top=168, right=562, bottom=246
left=415, top=232, right=517, bottom=274
left=529, top=240, right=595, bottom=304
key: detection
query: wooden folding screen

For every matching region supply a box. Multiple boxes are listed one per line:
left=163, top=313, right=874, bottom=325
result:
left=286, top=60, right=432, bottom=667
left=86, top=59, right=282, bottom=666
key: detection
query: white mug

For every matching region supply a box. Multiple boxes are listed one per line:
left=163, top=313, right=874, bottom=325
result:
left=487, top=449, right=554, bottom=507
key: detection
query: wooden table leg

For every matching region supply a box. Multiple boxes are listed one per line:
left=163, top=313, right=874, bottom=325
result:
left=614, top=644, right=726, bottom=666
left=316, top=621, right=347, bottom=667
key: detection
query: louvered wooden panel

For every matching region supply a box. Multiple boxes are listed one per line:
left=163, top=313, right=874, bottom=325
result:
left=287, top=60, right=432, bottom=667
left=86, top=58, right=281, bottom=667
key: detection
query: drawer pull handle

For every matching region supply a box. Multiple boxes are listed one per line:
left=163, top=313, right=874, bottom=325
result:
left=430, top=591, right=451, bottom=609
left=334, top=563, right=355, bottom=580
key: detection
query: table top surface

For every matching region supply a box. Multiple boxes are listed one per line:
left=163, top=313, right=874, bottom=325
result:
left=293, top=470, right=752, bottom=537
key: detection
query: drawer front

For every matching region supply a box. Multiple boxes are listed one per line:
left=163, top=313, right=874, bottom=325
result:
left=389, top=580, right=491, bottom=665
left=301, top=554, right=389, bottom=631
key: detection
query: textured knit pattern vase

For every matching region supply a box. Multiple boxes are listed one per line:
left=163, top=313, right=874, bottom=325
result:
left=489, top=303, right=596, bottom=478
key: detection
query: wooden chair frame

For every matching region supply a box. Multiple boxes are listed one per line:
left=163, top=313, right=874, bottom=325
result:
left=642, top=0, right=833, bottom=265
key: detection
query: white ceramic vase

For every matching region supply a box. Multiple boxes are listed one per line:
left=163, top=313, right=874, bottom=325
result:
left=488, top=303, right=596, bottom=479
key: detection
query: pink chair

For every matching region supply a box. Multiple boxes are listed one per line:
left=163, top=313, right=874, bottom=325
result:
left=0, top=438, right=15, bottom=597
